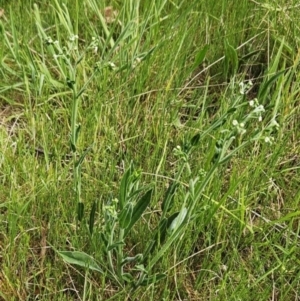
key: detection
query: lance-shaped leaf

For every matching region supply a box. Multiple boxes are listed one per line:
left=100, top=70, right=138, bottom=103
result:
left=118, top=202, right=133, bottom=229
left=124, top=189, right=152, bottom=237
left=77, top=201, right=84, bottom=221
left=161, top=182, right=179, bottom=214
left=75, top=145, right=92, bottom=168
left=107, top=241, right=125, bottom=251
left=148, top=208, right=188, bottom=269
left=143, top=212, right=180, bottom=260
left=191, top=44, right=209, bottom=73
left=89, top=200, right=97, bottom=235
left=121, top=254, right=143, bottom=266
left=258, top=70, right=285, bottom=102
left=119, top=164, right=133, bottom=210
left=139, top=273, right=167, bottom=286
left=58, top=251, right=102, bottom=273
left=168, top=207, right=187, bottom=233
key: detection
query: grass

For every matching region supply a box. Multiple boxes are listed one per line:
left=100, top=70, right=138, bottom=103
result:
left=0, top=0, right=300, bottom=300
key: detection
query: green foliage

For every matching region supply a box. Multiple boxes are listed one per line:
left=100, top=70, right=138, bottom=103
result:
left=0, top=0, right=300, bottom=300
left=58, top=251, right=103, bottom=273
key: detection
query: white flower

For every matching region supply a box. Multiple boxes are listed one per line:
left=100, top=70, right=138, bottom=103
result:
left=46, top=37, right=53, bottom=44
left=264, top=137, right=274, bottom=144
left=239, top=81, right=253, bottom=95
left=107, top=62, right=117, bottom=70
left=258, top=115, right=262, bottom=122
left=69, top=34, right=78, bottom=41
left=232, top=120, right=239, bottom=126
left=249, top=100, right=255, bottom=107
left=239, top=82, right=246, bottom=94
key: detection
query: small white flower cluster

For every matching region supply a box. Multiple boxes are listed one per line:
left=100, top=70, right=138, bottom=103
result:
left=67, top=34, right=78, bottom=51
left=248, top=98, right=279, bottom=145
left=230, top=81, right=280, bottom=146
left=250, top=99, right=265, bottom=120
left=48, top=38, right=64, bottom=60
left=262, top=118, right=280, bottom=145
left=104, top=198, right=119, bottom=219
left=46, top=34, right=79, bottom=58
left=90, top=36, right=100, bottom=54
left=45, top=36, right=60, bottom=47
left=69, top=34, right=78, bottom=42
left=232, top=119, right=246, bottom=135
left=264, top=136, right=274, bottom=144
left=239, top=80, right=253, bottom=95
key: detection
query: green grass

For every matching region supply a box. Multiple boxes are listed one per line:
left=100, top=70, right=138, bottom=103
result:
left=1, top=0, right=300, bottom=300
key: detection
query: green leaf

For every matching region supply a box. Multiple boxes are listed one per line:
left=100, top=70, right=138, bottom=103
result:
left=75, top=145, right=92, bottom=168
left=258, top=70, right=285, bottom=102
left=77, top=202, right=84, bottom=221
left=108, top=21, right=135, bottom=55
left=124, top=189, right=152, bottom=237
left=227, top=107, right=237, bottom=114
left=58, top=251, right=102, bottom=273
left=190, top=133, right=201, bottom=147
left=76, top=54, right=84, bottom=66
left=70, top=142, right=76, bottom=152
left=134, top=264, right=147, bottom=273
left=89, top=201, right=97, bottom=235
left=69, top=124, right=77, bottom=152
left=224, top=40, right=238, bottom=78
left=148, top=228, right=182, bottom=269
left=76, top=87, right=86, bottom=99
left=119, top=164, right=133, bottom=210
left=118, top=202, right=134, bottom=229
left=161, top=182, right=179, bottom=213
left=240, top=49, right=263, bottom=62
left=135, top=46, right=157, bottom=62
left=143, top=212, right=180, bottom=260
left=272, top=211, right=300, bottom=223
left=139, top=273, right=167, bottom=286
left=66, top=78, right=75, bottom=89
left=163, top=212, right=181, bottom=239
left=122, top=273, right=134, bottom=283
left=107, top=241, right=125, bottom=251
left=191, top=44, right=209, bottom=72
left=168, top=207, right=187, bottom=232
left=75, top=124, right=81, bottom=145
left=100, top=232, right=108, bottom=246
left=121, top=254, right=143, bottom=266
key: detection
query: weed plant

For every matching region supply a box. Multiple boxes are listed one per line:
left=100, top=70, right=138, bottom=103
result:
left=0, top=0, right=299, bottom=300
